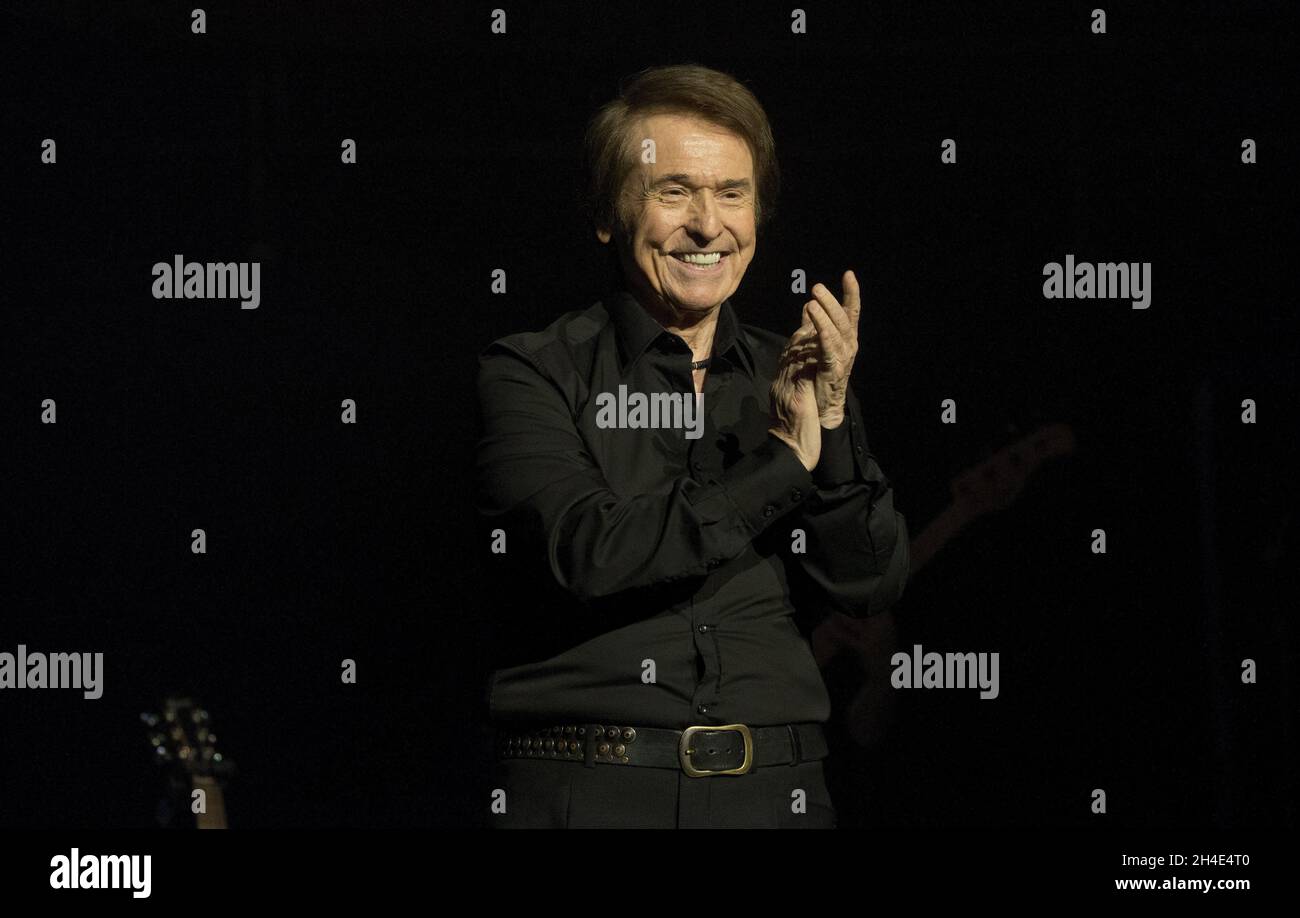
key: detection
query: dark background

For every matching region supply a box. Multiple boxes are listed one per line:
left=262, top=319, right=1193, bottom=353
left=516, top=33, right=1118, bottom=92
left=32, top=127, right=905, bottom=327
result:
left=2, top=0, right=1294, bottom=829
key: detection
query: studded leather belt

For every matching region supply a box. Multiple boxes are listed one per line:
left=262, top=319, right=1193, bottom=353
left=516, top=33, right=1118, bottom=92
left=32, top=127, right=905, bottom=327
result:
left=495, top=721, right=828, bottom=776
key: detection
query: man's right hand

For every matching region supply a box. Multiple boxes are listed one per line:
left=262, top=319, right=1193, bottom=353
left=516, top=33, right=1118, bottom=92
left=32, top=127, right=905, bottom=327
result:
left=768, top=321, right=822, bottom=471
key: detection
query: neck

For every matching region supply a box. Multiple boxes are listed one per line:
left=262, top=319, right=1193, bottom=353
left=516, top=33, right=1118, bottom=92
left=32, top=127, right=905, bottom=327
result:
left=631, top=286, right=721, bottom=364
left=192, top=775, right=228, bottom=829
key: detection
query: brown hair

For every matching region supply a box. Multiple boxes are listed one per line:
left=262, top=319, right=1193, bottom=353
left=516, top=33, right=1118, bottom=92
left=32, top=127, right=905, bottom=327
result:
left=582, top=63, right=780, bottom=243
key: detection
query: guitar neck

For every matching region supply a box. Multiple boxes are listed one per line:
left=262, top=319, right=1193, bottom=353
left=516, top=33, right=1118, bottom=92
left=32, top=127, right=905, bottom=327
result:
left=908, top=502, right=974, bottom=577
left=192, top=776, right=228, bottom=829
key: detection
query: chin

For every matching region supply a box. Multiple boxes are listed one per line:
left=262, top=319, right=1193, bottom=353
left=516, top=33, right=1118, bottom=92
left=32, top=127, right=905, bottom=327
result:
left=672, top=290, right=725, bottom=310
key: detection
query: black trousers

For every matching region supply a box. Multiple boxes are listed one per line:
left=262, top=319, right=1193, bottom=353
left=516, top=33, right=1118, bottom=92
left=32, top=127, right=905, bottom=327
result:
left=489, top=756, right=837, bottom=828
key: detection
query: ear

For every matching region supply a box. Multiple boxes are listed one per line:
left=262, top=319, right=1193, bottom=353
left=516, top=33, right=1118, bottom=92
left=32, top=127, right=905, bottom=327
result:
left=596, top=226, right=612, bottom=244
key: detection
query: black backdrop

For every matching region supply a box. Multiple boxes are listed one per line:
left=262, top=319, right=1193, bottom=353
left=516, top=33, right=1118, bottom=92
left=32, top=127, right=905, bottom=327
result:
left=2, top=0, right=1295, bottom=829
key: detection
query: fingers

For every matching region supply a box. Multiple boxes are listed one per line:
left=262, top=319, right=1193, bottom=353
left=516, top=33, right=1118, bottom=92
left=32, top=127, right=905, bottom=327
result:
left=776, top=341, right=820, bottom=396
left=792, top=272, right=861, bottom=348
left=776, top=343, right=816, bottom=384
left=781, top=337, right=821, bottom=369
left=808, top=271, right=868, bottom=371
left=806, top=297, right=847, bottom=360
left=790, top=328, right=817, bottom=351
left=811, top=282, right=852, bottom=340
left=842, top=269, right=861, bottom=329
left=790, top=308, right=817, bottom=345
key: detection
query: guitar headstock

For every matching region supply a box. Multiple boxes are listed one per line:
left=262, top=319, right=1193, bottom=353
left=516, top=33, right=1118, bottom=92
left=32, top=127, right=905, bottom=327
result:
left=141, top=695, right=235, bottom=782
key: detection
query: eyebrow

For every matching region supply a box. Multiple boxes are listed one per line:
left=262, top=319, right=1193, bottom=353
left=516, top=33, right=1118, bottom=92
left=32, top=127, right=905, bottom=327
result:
left=649, top=173, right=752, bottom=191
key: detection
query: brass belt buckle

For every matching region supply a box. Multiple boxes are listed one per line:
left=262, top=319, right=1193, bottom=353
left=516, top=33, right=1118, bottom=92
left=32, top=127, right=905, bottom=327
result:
left=679, top=724, right=754, bottom=777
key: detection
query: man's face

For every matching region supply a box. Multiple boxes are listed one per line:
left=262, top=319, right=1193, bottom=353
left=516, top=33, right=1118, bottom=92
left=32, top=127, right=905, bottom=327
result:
left=599, top=112, right=757, bottom=316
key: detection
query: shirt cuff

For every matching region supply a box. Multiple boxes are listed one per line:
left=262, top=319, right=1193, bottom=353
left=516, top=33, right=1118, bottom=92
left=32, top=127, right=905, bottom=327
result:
left=715, top=433, right=816, bottom=537
left=812, top=419, right=856, bottom=488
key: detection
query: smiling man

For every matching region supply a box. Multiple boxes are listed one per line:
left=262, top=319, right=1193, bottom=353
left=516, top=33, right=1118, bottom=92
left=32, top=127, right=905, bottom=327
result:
left=475, top=63, right=909, bottom=828
left=599, top=110, right=756, bottom=353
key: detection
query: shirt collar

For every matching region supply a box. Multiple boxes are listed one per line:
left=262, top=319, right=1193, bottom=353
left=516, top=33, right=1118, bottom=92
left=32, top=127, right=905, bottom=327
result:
left=606, top=287, right=748, bottom=374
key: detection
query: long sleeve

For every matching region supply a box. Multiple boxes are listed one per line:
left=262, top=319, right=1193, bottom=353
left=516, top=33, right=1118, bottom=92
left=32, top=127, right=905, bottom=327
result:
left=475, top=342, right=817, bottom=603
left=786, top=387, right=910, bottom=618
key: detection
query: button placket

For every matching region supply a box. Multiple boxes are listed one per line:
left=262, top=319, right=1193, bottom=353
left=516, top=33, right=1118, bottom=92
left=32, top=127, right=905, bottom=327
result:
left=849, top=405, right=871, bottom=480
left=690, top=600, right=721, bottom=721
left=687, top=368, right=727, bottom=482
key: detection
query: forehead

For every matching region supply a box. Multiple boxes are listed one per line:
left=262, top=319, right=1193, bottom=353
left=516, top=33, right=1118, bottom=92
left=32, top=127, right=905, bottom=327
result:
left=634, top=112, right=753, bottom=176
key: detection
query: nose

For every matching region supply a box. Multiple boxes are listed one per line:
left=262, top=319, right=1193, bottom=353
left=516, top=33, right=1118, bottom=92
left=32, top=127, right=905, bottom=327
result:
left=685, top=189, right=722, bottom=239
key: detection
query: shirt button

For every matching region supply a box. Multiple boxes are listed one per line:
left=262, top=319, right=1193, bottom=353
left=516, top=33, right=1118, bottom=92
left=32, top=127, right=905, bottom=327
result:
left=706, top=558, right=721, bottom=569
left=697, top=704, right=710, bottom=715
left=692, top=460, right=704, bottom=472
left=790, top=488, right=803, bottom=502
left=697, top=624, right=710, bottom=633
left=762, top=504, right=775, bottom=517
left=856, top=445, right=864, bottom=454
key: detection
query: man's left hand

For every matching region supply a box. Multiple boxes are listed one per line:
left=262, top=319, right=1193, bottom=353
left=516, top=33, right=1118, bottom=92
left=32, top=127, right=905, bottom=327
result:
left=787, top=270, right=861, bottom=428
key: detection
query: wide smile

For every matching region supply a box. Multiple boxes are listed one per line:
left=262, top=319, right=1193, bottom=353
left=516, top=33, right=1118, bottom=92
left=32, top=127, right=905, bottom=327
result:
left=668, top=251, right=729, bottom=274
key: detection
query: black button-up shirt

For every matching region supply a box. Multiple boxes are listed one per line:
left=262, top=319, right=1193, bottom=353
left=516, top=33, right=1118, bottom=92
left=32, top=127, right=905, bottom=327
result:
left=474, top=287, right=909, bottom=729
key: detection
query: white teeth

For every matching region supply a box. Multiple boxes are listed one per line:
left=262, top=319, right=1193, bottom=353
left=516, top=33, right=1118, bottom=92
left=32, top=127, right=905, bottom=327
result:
left=674, top=252, right=722, bottom=265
